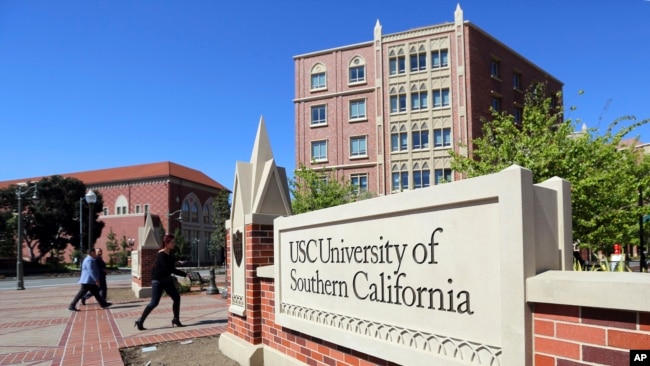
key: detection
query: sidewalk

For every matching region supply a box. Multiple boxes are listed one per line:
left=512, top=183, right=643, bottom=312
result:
left=0, top=276, right=229, bottom=366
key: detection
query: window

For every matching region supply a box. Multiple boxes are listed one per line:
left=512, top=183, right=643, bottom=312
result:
left=491, top=96, right=502, bottom=112
left=311, top=72, right=326, bottom=89
left=182, top=202, right=190, bottom=221
left=410, top=51, right=427, bottom=71
left=203, top=204, right=212, bottom=224
left=434, top=128, right=452, bottom=148
left=351, top=174, right=368, bottom=194
left=389, top=55, right=406, bottom=75
left=115, top=195, right=128, bottom=215
left=514, top=107, right=523, bottom=123
left=191, top=202, right=199, bottom=222
left=389, top=87, right=406, bottom=113
left=350, top=136, right=367, bottom=157
left=434, top=169, right=452, bottom=184
left=413, top=165, right=430, bottom=189
left=135, top=205, right=141, bottom=214
left=349, top=99, right=366, bottom=120
left=311, top=105, right=326, bottom=125
left=433, top=88, right=450, bottom=108
left=392, top=165, right=409, bottom=191
left=413, top=129, right=430, bottom=150
left=391, top=130, right=408, bottom=152
left=513, top=72, right=522, bottom=90
left=432, top=49, right=449, bottom=68
left=102, top=207, right=108, bottom=215
left=311, top=140, right=327, bottom=161
left=490, top=59, right=500, bottom=79
left=411, top=91, right=428, bottom=111
left=349, top=65, right=365, bottom=83
left=144, top=204, right=150, bottom=214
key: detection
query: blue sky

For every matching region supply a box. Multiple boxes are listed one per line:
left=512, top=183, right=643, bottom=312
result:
left=1, top=0, right=649, bottom=190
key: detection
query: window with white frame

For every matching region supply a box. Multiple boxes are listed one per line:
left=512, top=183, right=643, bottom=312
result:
left=144, top=204, right=150, bottom=214
left=410, top=47, right=427, bottom=72
left=433, top=128, right=451, bottom=148
left=349, top=57, right=366, bottom=84
left=102, top=207, right=108, bottom=216
left=432, top=49, right=449, bottom=69
left=390, top=126, right=408, bottom=152
left=391, top=164, right=409, bottom=191
left=413, top=163, right=431, bottom=189
left=311, top=140, right=327, bottom=161
left=311, top=64, right=327, bottom=90
left=350, top=136, right=367, bottom=157
left=434, top=168, right=452, bottom=184
left=412, top=124, right=430, bottom=149
left=311, top=105, right=326, bottom=125
left=390, top=93, right=407, bottom=113
left=351, top=173, right=368, bottom=194
left=115, top=195, right=128, bottom=216
left=135, top=205, right=141, bottom=214
left=433, top=88, right=450, bottom=108
left=411, top=90, right=428, bottom=111
left=389, top=53, right=406, bottom=75
left=349, top=99, right=366, bottom=120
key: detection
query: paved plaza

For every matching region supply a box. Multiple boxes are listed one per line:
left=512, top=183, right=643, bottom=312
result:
left=0, top=276, right=229, bottom=365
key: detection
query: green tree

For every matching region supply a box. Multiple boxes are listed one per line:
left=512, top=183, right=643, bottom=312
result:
left=210, top=189, right=231, bottom=266
left=173, top=228, right=190, bottom=262
left=451, top=84, right=650, bottom=251
left=290, top=164, right=358, bottom=214
left=105, top=228, right=119, bottom=266
left=0, top=175, right=105, bottom=263
left=0, top=212, right=16, bottom=257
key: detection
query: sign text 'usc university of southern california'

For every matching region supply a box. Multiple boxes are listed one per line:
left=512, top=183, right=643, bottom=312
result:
left=287, top=227, right=474, bottom=315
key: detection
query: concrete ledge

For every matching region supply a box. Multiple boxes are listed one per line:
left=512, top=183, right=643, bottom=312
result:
left=131, top=283, right=152, bottom=299
left=219, top=332, right=264, bottom=366
left=263, top=345, right=308, bottom=366
left=256, top=265, right=274, bottom=279
left=527, top=270, right=650, bottom=312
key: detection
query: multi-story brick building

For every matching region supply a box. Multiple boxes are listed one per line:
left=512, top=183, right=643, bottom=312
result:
left=0, top=161, right=228, bottom=265
left=294, top=5, right=562, bottom=196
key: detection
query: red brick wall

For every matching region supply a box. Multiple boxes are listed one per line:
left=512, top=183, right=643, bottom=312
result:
left=226, top=222, right=401, bottom=366
left=533, top=303, right=650, bottom=365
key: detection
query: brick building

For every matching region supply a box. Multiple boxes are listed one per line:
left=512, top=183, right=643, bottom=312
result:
left=1, top=161, right=228, bottom=265
left=294, top=5, right=563, bottom=196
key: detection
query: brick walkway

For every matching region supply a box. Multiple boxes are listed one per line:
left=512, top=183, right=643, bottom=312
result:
left=0, top=278, right=228, bottom=366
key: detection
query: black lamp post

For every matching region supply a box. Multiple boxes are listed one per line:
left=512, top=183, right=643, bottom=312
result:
left=16, top=183, right=39, bottom=290
left=85, top=190, right=97, bottom=251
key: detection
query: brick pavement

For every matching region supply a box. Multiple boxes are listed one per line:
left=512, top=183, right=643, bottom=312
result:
left=0, top=277, right=229, bottom=366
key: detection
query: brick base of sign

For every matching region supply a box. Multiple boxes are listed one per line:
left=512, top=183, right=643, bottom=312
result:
left=533, top=303, right=650, bottom=366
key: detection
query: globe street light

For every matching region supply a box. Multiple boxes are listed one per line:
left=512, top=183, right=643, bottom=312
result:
left=85, top=190, right=97, bottom=251
left=16, top=183, right=39, bottom=290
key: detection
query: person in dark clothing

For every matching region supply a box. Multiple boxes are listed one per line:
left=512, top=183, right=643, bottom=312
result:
left=82, top=248, right=107, bottom=304
left=134, top=233, right=188, bottom=330
left=68, top=248, right=112, bottom=311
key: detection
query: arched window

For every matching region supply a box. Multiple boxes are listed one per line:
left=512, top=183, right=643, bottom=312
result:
left=414, top=162, right=431, bottom=189
left=191, top=202, right=199, bottom=223
left=115, top=195, right=128, bottom=215
left=348, top=57, right=366, bottom=84
left=203, top=203, right=212, bottom=224
left=391, top=164, right=409, bottom=192
left=310, top=63, right=326, bottom=90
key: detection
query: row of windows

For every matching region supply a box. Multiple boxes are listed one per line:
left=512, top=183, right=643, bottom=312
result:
left=391, top=127, right=451, bottom=151
left=309, top=49, right=449, bottom=91
left=103, top=203, right=150, bottom=216
left=392, top=168, right=452, bottom=191
left=389, top=49, right=449, bottom=75
left=390, top=88, right=450, bottom=113
left=310, top=100, right=367, bottom=126
left=311, top=137, right=368, bottom=162
left=490, top=59, right=523, bottom=91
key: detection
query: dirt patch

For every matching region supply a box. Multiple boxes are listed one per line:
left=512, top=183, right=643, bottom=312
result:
left=120, top=335, right=239, bottom=366
left=108, top=287, right=239, bottom=366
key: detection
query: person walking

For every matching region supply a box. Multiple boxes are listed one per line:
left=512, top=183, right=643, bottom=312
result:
left=81, top=248, right=107, bottom=305
left=68, top=248, right=112, bottom=311
left=134, top=233, right=188, bottom=330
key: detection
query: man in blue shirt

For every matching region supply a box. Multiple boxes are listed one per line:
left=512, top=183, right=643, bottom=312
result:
left=68, top=248, right=112, bottom=311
